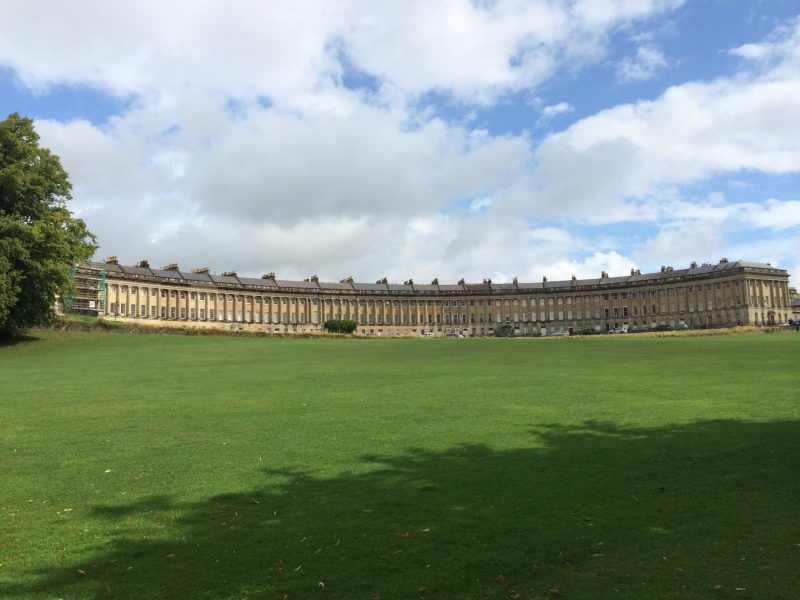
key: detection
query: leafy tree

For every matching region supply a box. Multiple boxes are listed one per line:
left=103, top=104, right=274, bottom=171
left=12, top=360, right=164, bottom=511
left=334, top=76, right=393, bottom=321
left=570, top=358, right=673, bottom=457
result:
left=323, top=319, right=358, bottom=334
left=0, top=113, right=97, bottom=337
left=493, top=323, right=514, bottom=337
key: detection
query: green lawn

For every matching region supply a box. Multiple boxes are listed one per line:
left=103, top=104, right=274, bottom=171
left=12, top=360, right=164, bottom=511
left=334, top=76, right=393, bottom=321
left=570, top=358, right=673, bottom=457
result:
left=1, top=331, right=798, bottom=599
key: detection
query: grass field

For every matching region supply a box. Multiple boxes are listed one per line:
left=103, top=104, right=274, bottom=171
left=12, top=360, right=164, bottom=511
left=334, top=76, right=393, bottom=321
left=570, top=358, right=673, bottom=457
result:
left=1, top=330, right=798, bottom=599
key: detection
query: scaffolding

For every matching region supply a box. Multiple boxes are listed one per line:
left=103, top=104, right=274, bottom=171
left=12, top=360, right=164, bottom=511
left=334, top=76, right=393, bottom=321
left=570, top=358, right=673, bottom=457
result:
left=65, top=264, right=104, bottom=317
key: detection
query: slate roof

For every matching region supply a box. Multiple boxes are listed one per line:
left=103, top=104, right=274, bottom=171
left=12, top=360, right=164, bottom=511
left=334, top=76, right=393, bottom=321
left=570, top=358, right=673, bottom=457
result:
left=179, top=270, right=212, bottom=282
left=150, top=268, right=183, bottom=279
left=353, top=282, right=389, bottom=291
left=238, top=277, right=277, bottom=287
left=275, top=279, right=319, bottom=289
left=318, top=281, right=353, bottom=290
left=89, top=259, right=786, bottom=294
left=209, top=274, right=239, bottom=285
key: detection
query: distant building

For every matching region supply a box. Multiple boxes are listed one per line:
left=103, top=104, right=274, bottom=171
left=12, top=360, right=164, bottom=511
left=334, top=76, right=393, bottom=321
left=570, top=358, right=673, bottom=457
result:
left=68, top=257, right=792, bottom=336
left=789, top=286, right=800, bottom=320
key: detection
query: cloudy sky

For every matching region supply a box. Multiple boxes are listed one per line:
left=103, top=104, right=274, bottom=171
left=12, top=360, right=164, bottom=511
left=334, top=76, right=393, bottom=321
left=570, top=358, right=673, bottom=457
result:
left=1, top=1, right=798, bottom=284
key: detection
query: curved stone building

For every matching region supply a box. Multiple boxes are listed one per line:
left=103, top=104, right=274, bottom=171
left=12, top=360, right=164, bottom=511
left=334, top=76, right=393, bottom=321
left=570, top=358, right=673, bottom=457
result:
left=70, top=257, right=792, bottom=336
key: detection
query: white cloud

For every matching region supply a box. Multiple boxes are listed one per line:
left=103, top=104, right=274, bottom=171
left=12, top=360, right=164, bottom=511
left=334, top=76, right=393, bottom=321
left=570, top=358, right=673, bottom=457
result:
left=468, top=197, right=493, bottom=214
left=539, top=102, right=574, bottom=120
left=745, top=199, right=800, bottom=230
left=631, top=222, right=725, bottom=268
left=519, top=36, right=800, bottom=221
left=616, top=43, right=668, bottom=82
left=3, top=1, right=798, bottom=286
left=0, top=0, right=686, bottom=107
left=729, top=16, right=800, bottom=69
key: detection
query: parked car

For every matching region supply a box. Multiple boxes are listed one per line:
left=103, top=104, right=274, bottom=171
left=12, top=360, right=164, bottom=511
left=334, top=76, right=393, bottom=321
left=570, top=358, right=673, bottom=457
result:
left=651, top=324, right=673, bottom=331
left=608, top=327, right=628, bottom=334
left=673, top=323, right=689, bottom=330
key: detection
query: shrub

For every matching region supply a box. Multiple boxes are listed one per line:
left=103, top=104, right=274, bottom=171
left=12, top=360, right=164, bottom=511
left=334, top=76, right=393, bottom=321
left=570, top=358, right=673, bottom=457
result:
left=323, top=319, right=357, bottom=334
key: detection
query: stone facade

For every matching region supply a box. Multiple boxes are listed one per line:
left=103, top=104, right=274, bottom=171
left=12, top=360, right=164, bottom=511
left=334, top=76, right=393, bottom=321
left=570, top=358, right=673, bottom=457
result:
left=71, top=257, right=793, bottom=336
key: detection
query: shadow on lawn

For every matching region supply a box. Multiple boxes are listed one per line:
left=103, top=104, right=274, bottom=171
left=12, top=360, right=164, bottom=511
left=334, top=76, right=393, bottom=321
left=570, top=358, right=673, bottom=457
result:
left=0, top=333, right=39, bottom=347
left=6, top=420, right=799, bottom=599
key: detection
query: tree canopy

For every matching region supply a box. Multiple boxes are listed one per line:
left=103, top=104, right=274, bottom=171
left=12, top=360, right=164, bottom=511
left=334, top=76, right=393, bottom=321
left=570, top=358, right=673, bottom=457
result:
left=0, top=112, right=96, bottom=337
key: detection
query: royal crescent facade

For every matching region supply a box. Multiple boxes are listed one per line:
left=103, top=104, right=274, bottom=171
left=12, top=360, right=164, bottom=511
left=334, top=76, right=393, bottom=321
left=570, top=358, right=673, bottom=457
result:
left=68, top=257, right=792, bottom=336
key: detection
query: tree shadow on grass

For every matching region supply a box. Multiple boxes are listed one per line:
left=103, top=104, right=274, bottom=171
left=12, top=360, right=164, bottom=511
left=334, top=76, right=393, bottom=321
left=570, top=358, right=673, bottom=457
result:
left=5, top=420, right=799, bottom=599
left=0, top=333, right=40, bottom=347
